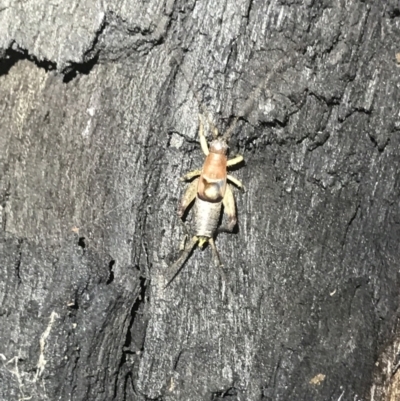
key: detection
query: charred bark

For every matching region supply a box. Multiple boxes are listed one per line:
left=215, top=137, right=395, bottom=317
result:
left=0, top=1, right=399, bottom=400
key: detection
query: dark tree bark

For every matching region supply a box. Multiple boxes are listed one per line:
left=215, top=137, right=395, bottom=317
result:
left=0, top=1, right=399, bottom=400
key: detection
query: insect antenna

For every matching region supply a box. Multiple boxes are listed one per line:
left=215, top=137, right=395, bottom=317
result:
left=71, top=194, right=137, bottom=235
left=173, top=57, right=219, bottom=139
left=222, top=55, right=295, bottom=143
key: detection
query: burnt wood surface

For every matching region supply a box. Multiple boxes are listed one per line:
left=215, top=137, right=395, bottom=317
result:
left=0, top=1, right=400, bottom=400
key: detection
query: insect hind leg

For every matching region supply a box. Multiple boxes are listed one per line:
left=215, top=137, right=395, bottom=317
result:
left=219, top=184, right=237, bottom=233
left=178, top=177, right=199, bottom=218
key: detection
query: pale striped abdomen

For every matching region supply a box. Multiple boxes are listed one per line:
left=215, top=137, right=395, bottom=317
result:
left=193, top=196, right=222, bottom=237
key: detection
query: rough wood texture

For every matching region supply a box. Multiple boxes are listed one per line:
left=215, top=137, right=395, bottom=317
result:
left=1, top=1, right=400, bottom=400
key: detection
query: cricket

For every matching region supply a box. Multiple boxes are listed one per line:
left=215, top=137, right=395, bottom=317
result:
left=165, top=110, right=245, bottom=288
left=165, top=56, right=292, bottom=287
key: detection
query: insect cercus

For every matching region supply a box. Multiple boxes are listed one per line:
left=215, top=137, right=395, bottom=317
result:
left=165, top=114, right=244, bottom=287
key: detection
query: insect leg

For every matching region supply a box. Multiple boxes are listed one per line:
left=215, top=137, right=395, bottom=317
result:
left=198, top=114, right=210, bottom=156
left=180, top=169, right=201, bottom=181
left=219, top=184, right=237, bottom=233
left=227, top=174, right=245, bottom=191
left=178, top=219, right=190, bottom=250
left=164, top=236, right=199, bottom=288
left=226, top=174, right=245, bottom=191
left=178, top=177, right=199, bottom=218
left=227, top=155, right=244, bottom=167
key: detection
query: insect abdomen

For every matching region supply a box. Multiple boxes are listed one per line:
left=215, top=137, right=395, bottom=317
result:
left=194, top=197, right=222, bottom=237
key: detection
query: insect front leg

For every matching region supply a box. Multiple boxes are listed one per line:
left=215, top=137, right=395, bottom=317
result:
left=219, top=184, right=237, bottom=233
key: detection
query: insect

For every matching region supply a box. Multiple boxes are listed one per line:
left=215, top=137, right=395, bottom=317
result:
left=165, top=112, right=245, bottom=287
left=164, top=55, right=294, bottom=287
